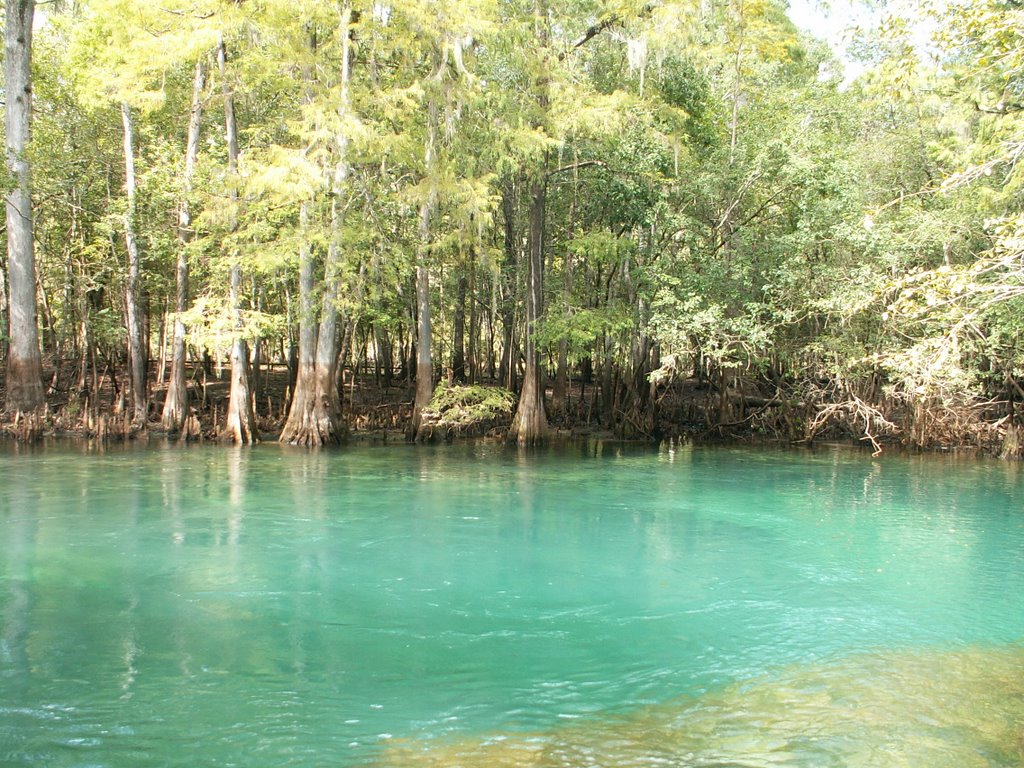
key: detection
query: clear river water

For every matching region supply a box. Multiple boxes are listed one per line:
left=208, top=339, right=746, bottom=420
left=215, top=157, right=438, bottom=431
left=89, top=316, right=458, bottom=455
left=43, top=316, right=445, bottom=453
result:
left=1, top=440, right=1023, bottom=767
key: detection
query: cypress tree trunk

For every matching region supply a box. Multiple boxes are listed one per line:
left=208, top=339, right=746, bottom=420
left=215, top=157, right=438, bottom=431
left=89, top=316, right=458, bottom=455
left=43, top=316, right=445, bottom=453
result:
left=312, top=199, right=345, bottom=437
left=162, top=58, right=207, bottom=432
left=280, top=203, right=328, bottom=445
left=279, top=9, right=352, bottom=446
left=5, top=0, right=44, bottom=417
left=452, top=272, right=467, bottom=383
left=220, top=36, right=259, bottom=444
left=0, top=259, right=8, bottom=363
left=498, top=182, right=518, bottom=391
left=508, top=0, right=551, bottom=446
left=410, top=259, right=433, bottom=438
left=277, top=208, right=345, bottom=447
left=121, top=102, right=148, bottom=428
left=508, top=170, right=549, bottom=445
left=551, top=153, right=579, bottom=417
left=376, top=326, right=393, bottom=388
left=467, top=245, right=479, bottom=384
left=552, top=339, right=568, bottom=414
left=224, top=266, right=258, bottom=443
left=409, top=92, right=439, bottom=441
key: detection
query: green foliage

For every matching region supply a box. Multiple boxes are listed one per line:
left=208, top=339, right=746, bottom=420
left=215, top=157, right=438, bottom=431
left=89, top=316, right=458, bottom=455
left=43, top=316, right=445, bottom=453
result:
left=11, top=0, right=1024, bottom=448
left=422, top=383, right=516, bottom=431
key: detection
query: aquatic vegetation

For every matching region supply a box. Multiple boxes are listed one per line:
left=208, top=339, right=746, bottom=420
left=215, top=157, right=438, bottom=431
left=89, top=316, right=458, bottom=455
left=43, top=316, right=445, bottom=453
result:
left=379, top=646, right=1024, bottom=767
left=418, top=384, right=517, bottom=439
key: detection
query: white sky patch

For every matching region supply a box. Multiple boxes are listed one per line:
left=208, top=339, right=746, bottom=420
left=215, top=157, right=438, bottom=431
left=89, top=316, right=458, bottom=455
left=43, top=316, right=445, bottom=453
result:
left=787, top=0, right=940, bottom=85
left=787, top=0, right=875, bottom=83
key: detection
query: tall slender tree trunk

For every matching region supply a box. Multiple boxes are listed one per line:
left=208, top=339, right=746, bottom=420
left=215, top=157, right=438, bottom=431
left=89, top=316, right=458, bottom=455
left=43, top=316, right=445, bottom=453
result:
left=225, top=266, right=258, bottom=442
left=5, top=0, right=44, bottom=416
left=551, top=326, right=569, bottom=415
left=121, top=103, right=148, bottom=428
left=277, top=208, right=344, bottom=446
left=409, top=91, right=439, bottom=441
left=508, top=0, right=551, bottom=446
left=467, top=244, right=479, bottom=384
left=728, top=0, right=746, bottom=165
left=411, top=258, right=433, bottom=436
left=452, top=271, right=467, bottom=383
left=0, top=259, right=8, bottom=363
left=162, top=58, right=207, bottom=432
left=279, top=8, right=352, bottom=446
left=551, top=157, right=579, bottom=416
left=220, top=36, right=259, bottom=444
left=310, top=197, right=344, bottom=435
left=280, top=202, right=323, bottom=444
left=508, top=169, right=549, bottom=445
left=498, top=182, right=518, bottom=391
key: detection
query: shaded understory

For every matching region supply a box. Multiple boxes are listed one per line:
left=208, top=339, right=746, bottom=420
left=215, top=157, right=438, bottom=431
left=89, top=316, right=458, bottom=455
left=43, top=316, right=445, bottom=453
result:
left=0, top=357, right=1020, bottom=457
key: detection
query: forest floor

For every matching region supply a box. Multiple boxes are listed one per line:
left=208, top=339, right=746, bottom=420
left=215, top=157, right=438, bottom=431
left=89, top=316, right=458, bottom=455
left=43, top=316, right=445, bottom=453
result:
left=0, top=356, right=757, bottom=446
left=2, top=356, right=1014, bottom=456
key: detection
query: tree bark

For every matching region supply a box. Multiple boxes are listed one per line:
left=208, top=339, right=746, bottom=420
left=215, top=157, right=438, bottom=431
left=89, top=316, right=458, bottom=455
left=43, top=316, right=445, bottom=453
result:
left=508, top=0, right=551, bottom=446
left=452, top=271, right=467, bottom=383
left=224, top=265, right=258, bottom=443
left=508, top=170, right=550, bottom=445
left=121, top=102, right=148, bottom=428
left=409, top=88, right=440, bottom=441
left=0, top=257, right=9, bottom=363
left=280, top=203, right=327, bottom=444
left=219, top=36, right=259, bottom=444
left=467, top=244, right=479, bottom=383
left=551, top=157, right=579, bottom=416
left=5, top=0, right=44, bottom=416
left=279, top=9, right=352, bottom=446
left=498, top=182, right=518, bottom=391
left=278, top=204, right=345, bottom=446
left=410, top=257, right=434, bottom=438
left=162, top=57, right=207, bottom=432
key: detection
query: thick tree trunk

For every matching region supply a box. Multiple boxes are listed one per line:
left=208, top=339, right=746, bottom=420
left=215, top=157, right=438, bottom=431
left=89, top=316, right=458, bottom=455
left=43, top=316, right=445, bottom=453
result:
left=121, top=103, right=148, bottom=428
left=162, top=58, right=207, bottom=432
left=5, top=0, right=44, bottom=416
left=509, top=0, right=551, bottom=445
left=278, top=242, right=344, bottom=446
left=281, top=203, right=336, bottom=446
left=219, top=36, right=259, bottom=444
left=314, top=251, right=343, bottom=427
left=508, top=171, right=549, bottom=445
left=280, top=11, right=352, bottom=446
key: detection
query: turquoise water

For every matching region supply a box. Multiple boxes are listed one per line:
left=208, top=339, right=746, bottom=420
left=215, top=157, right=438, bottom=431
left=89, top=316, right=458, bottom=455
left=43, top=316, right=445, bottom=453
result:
left=1, top=440, right=1022, bottom=766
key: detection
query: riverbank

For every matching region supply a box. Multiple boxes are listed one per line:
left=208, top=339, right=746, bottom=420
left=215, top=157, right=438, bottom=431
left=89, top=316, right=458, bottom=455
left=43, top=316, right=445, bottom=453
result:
left=0, top=358, right=1019, bottom=458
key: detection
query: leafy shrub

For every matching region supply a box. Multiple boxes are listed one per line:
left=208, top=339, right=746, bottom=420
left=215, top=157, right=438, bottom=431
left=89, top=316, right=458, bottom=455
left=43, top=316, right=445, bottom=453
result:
left=420, top=383, right=516, bottom=438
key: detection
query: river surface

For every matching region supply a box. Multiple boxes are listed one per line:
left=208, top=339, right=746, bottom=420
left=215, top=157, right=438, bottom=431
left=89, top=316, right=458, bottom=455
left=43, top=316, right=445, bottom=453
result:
left=0, top=440, right=1022, bottom=766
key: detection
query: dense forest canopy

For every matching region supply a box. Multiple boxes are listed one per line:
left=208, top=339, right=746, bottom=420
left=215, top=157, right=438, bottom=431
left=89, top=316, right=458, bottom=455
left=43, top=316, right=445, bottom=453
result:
left=1, top=0, right=1022, bottom=453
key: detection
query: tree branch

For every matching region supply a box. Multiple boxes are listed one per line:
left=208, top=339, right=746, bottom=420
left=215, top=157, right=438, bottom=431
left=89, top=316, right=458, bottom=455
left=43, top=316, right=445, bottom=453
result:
left=546, top=159, right=607, bottom=178
left=159, top=7, right=216, bottom=19
left=567, top=15, right=620, bottom=54
left=560, top=2, right=656, bottom=60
